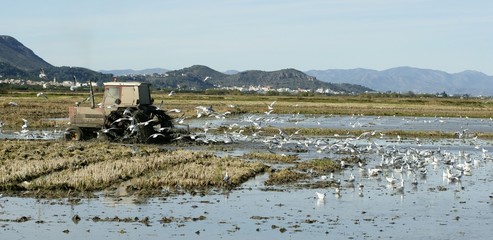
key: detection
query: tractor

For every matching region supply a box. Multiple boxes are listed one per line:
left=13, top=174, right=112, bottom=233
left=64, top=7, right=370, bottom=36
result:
left=65, top=81, right=176, bottom=143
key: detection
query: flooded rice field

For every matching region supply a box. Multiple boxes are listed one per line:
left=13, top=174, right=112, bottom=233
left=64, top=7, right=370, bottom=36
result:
left=1, top=114, right=493, bottom=239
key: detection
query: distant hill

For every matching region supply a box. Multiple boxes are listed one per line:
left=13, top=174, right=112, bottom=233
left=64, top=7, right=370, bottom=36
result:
left=306, top=67, right=493, bottom=96
left=223, top=70, right=239, bottom=75
left=100, top=68, right=169, bottom=76
left=119, top=65, right=373, bottom=93
left=0, top=35, right=52, bottom=71
left=0, top=35, right=112, bottom=83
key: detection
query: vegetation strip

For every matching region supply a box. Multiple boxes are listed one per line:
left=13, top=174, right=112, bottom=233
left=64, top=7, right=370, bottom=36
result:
left=0, top=141, right=267, bottom=195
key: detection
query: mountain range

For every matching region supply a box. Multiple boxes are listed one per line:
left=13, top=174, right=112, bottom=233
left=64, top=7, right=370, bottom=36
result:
left=2, top=35, right=493, bottom=95
left=123, top=65, right=372, bottom=93
left=306, top=67, right=493, bottom=96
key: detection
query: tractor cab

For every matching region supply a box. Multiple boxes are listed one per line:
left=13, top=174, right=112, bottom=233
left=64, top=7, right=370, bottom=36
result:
left=103, top=82, right=152, bottom=108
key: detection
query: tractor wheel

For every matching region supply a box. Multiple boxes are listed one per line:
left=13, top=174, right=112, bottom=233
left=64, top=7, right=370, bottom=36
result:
left=154, top=110, right=174, bottom=129
left=131, top=110, right=155, bottom=143
left=65, top=127, right=83, bottom=141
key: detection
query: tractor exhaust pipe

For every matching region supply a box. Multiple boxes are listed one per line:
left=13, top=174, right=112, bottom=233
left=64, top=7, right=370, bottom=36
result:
left=89, top=79, right=95, bottom=109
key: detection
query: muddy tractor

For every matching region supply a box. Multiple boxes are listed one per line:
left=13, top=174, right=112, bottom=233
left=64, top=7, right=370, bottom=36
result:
left=65, top=81, right=175, bottom=143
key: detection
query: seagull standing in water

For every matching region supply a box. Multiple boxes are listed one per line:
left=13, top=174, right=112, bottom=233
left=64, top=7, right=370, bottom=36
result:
left=223, top=171, right=230, bottom=183
left=316, top=191, right=326, bottom=200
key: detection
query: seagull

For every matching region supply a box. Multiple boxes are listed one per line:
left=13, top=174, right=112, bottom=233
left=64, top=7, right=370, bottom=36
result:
left=174, top=114, right=187, bottom=124
left=223, top=172, right=230, bottom=183
left=156, top=127, right=172, bottom=132
left=21, top=118, right=29, bottom=130
left=316, top=191, right=326, bottom=200
left=168, top=91, right=175, bottom=96
left=482, top=148, right=488, bottom=154
left=334, top=186, right=342, bottom=197
left=100, top=127, right=119, bottom=133
left=196, top=105, right=215, bottom=117
left=386, top=173, right=397, bottom=185
left=36, top=92, right=48, bottom=99
left=222, top=102, right=237, bottom=108
left=122, top=107, right=132, bottom=116
left=8, top=101, right=18, bottom=106
left=264, top=109, right=274, bottom=115
left=147, top=133, right=166, bottom=140
left=168, top=108, right=181, bottom=113
left=347, top=173, right=356, bottom=182
left=358, top=183, right=364, bottom=197
left=394, top=179, right=405, bottom=193
left=137, top=118, right=159, bottom=126
left=130, top=145, right=139, bottom=155
left=111, top=117, right=134, bottom=125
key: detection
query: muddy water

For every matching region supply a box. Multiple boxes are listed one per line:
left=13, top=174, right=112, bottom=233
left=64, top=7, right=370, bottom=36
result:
left=1, top=115, right=493, bottom=239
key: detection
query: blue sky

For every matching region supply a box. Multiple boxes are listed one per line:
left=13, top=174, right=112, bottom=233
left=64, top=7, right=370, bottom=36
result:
left=3, top=0, right=492, bottom=75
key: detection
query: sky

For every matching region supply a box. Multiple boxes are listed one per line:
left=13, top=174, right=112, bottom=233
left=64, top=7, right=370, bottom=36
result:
left=2, top=0, right=493, bottom=75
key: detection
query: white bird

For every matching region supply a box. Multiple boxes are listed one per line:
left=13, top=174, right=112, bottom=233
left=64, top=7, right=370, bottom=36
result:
left=130, top=145, right=139, bottom=155
left=358, top=185, right=364, bottom=197
left=168, top=91, right=175, bottom=96
left=8, top=101, right=18, bottom=106
left=196, top=105, right=215, bottom=117
left=386, top=173, right=397, bottom=185
left=111, top=117, right=134, bottom=125
left=147, top=133, right=166, bottom=140
left=21, top=118, right=29, bottom=130
left=36, top=92, right=48, bottom=98
left=223, top=172, right=230, bottom=183
left=100, top=127, right=119, bottom=133
left=267, top=101, right=276, bottom=110
left=482, top=148, right=488, bottom=154
left=168, top=108, right=181, bottom=113
left=347, top=173, right=355, bottom=182
left=394, top=179, right=405, bottom=193
left=334, top=186, right=341, bottom=197
left=222, top=102, right=237, bottom=108
left=315, top=191, right=326, bottom=200
left=137, top=118, right=158, bottom=126
left=264, top=109, right=274, bottom=115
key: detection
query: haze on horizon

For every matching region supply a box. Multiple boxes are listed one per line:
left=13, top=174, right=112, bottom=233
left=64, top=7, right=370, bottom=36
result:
left=2, top=0, right=492, bottom=75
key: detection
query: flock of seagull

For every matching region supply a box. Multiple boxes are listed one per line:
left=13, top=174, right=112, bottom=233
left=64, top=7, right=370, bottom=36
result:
left=158, top=98, right=493, bottom=203
left=2, top=95, right=493, bottom=204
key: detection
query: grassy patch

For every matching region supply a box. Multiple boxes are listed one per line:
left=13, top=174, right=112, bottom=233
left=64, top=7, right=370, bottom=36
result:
left=243, top=152, right=299, bottom=163
left=264, top=169, right=307, bottom=185
left=296, top=158, right=341, bottom=173
left=0, top=140, right=267, bottom=195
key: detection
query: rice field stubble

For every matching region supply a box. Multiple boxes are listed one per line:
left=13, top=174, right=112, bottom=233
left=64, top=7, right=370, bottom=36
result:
left=0, top=141, right=267, bottom=197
